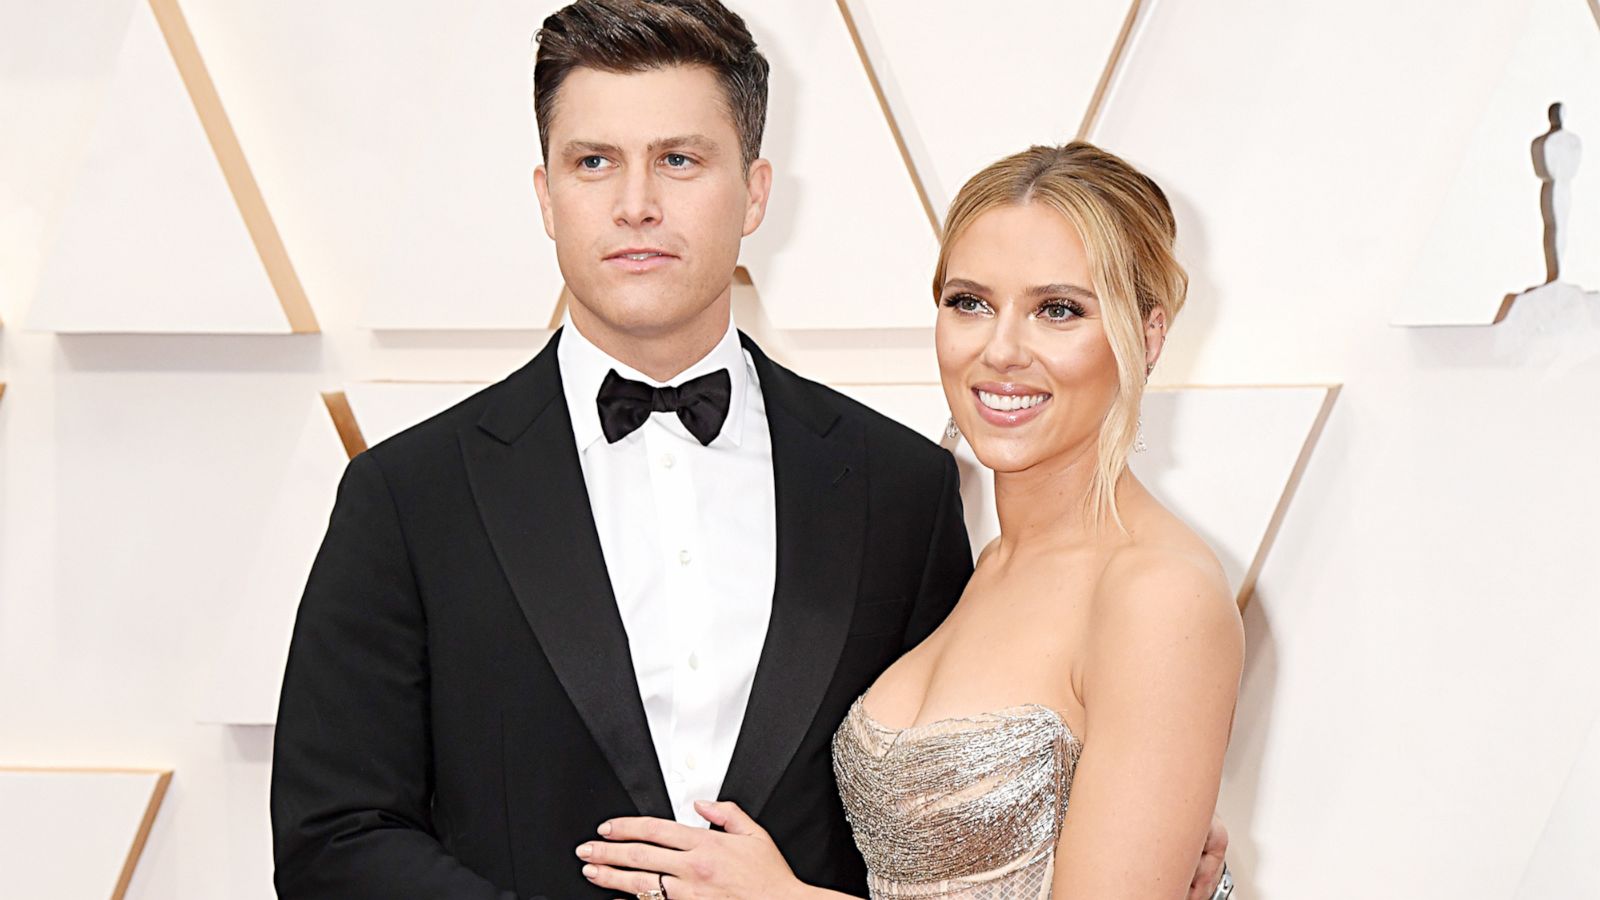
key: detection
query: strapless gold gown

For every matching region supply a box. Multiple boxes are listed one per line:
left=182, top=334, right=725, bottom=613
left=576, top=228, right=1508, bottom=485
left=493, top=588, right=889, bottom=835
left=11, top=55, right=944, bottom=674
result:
left=832, top=696, right=1082, bottom=899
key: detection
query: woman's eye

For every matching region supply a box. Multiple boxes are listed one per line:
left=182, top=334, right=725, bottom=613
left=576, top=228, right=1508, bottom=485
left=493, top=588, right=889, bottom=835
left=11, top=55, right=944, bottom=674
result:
left=1036, top=301, right=1081, bottom=321
left=942, top=294, right=989, bottom=315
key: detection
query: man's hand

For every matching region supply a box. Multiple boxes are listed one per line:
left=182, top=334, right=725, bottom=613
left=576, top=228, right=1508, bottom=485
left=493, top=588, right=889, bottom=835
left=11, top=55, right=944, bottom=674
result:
left=1186, top=814, right=1229, bottom=900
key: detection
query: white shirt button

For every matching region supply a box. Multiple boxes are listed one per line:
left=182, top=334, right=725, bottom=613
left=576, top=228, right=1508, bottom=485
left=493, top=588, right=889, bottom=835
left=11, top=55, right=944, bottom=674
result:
left=660, top=453, right=675, bottom=469
left=678, top=549, right=692, bottom=566
left=688, top=651, right=701, bottom=671
left=685, top=754, right=698, bottom=771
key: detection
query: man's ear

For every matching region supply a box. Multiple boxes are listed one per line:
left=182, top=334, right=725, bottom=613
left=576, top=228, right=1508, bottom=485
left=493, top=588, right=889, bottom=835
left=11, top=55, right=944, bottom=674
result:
left=741, top=158, right=774, bottom=237
left=533, top=164, right=556, bottom=240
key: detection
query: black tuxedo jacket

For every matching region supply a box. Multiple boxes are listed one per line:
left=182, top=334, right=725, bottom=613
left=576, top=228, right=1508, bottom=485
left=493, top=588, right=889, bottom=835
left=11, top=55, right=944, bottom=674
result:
left=270, top=331, right=974, bottom=899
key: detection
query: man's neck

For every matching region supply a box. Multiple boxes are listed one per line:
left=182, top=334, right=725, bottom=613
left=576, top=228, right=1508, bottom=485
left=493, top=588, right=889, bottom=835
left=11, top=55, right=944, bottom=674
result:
left=567, top=292, right=733, bottom=383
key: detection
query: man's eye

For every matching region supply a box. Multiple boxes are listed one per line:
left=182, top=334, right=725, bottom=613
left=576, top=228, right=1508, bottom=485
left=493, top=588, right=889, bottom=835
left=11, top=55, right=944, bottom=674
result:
left=664, top=153, right=693, bottom=168
left=580, top=156, right=610, bottom=170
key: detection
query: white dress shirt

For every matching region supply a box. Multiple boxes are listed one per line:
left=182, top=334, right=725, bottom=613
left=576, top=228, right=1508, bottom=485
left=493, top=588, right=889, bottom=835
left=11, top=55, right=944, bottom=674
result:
left=557, top=316, right=777, bottom=826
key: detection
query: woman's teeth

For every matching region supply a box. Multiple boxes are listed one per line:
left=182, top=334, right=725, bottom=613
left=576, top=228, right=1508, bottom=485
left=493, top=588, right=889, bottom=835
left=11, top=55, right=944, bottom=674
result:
left=978, top=391, right=1050, bottom=412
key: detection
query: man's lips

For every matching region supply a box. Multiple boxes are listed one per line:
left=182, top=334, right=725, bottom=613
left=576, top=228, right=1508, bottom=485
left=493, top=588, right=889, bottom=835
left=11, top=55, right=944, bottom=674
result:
left=604, top=249, right=678, bottom=273
left=604, top=248, right=677, bottom=261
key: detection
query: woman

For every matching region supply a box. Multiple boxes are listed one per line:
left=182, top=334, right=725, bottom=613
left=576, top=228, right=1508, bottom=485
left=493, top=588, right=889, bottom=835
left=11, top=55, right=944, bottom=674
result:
left=576, top=142, right=1244, bottom=899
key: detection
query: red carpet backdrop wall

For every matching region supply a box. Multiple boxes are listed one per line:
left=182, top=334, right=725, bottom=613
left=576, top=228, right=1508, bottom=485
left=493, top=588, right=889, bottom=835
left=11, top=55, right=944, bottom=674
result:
left=1, top=0, right=1597, bottom=897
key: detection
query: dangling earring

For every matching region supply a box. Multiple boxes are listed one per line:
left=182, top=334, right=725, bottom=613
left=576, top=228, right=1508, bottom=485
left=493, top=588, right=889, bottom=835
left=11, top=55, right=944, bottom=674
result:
left=1136, top=357, right=1154, bottom=452
left=941, top=415, right=961, bottom=450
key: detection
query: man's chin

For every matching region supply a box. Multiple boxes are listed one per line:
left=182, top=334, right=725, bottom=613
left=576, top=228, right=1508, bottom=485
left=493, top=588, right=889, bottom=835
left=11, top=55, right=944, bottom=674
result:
left=574, top=296, right=726, bottom=340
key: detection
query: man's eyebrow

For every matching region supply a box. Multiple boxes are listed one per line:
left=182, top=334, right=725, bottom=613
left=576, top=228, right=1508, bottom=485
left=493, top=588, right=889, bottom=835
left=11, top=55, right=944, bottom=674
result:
left=560, top=140, right=622, bottom=158
left=647, top=134, right=720, bottom=155
left=559, top=136, right=722, bottom=158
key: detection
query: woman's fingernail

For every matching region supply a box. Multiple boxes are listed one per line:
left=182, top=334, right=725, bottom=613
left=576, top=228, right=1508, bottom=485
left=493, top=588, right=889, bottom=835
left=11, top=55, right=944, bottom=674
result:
left=576, top=843, right=592, bottom=859
left=582, top=864, right=598, bottom=878
left=597, top=822, right=612, bottom=836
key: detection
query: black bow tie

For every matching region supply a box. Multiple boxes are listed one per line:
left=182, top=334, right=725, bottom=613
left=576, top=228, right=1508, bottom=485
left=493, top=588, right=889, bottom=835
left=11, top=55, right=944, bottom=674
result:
left=596, top=368, right=732, bottom=446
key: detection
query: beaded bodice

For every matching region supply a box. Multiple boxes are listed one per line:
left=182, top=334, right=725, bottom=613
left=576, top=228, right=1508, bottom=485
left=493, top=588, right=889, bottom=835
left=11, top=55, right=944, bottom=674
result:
left=831, top=696, right=1082, bottom=899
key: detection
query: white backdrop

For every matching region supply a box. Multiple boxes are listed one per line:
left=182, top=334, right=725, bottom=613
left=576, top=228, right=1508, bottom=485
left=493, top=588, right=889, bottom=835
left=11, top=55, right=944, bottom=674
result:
left=2, top=1, right=1599, bottom=898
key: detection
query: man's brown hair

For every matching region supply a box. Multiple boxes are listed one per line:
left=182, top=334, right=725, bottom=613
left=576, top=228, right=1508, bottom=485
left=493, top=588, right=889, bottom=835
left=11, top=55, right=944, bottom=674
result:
left=533, top=0, right=770, bottom=170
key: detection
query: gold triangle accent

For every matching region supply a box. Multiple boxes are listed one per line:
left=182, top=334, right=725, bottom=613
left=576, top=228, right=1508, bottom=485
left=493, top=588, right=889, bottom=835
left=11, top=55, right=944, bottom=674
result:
left=113, top=769, right=171, bottom=900
left=0, top=767, right=172, bottom=900
left=146, top=0, right=318, bottom=332
left=321, top=391, right=368, bottom=459
left=836, top=0, right=941, bottom=236
left=1236, top=385, right=1341, bottom=610
left=548, top=285, right=575, bottom=330
left=1077, top=0, right=1146, bottom=140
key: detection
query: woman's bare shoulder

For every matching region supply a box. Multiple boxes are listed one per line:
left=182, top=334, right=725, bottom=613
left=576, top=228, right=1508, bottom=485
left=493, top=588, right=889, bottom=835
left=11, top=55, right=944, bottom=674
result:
left=1090, top=516, right=1238, bottom=639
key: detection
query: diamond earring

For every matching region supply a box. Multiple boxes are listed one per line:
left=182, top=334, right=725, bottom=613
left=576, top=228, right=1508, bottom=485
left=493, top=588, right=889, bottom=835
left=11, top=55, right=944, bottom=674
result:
left=941, top=416, right=961, bottom=449
left=1134, top=416, right=1149, bottom=453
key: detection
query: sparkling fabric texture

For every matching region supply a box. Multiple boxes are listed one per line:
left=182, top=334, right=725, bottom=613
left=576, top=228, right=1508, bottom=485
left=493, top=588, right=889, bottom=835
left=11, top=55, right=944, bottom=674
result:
left=832, top=696, right=1082, bottom=899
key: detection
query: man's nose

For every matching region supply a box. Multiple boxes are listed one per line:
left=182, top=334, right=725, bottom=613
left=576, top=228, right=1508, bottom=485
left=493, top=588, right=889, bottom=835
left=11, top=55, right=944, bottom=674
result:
left=614, top=165, right=662, bottom=227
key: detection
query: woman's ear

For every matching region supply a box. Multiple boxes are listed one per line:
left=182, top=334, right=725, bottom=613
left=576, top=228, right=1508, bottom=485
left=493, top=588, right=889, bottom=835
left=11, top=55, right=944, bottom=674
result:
left=1143, top=310, right=1167, bottom=377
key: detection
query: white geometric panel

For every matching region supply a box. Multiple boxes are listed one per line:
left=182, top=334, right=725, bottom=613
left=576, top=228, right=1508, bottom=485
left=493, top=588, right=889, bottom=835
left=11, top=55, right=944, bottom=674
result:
left=735, top=2, right=940, bottom=330
left=1394, top=0, right=1600, bottom=326
left=361, top=0, right=565, bottom=330
left=344, top=382, right=486, bottom=447
left=197, top=383, right=486, bottom=726
left=847, top=0, right=1140, bottom=218
left=1517, top=711, right=1600, bottom=895
left=838, top=383, right=1338, bottom=607
left=27, top=0, right=315, bottom=334
left=0, top=768, right=171, bottom=900
left=197, top=396, right=348, bottom=725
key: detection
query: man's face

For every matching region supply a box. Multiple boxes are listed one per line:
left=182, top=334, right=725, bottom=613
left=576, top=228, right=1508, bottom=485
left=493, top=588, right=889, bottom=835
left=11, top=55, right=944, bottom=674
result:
left=534, top=65, right=771, bottom=342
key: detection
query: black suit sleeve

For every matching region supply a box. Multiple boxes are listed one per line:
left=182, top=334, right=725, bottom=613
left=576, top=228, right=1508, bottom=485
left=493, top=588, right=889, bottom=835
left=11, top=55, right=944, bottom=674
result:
left=903, top=453, right=974, bottom=650
left=270, top=452, right=517, bottom=900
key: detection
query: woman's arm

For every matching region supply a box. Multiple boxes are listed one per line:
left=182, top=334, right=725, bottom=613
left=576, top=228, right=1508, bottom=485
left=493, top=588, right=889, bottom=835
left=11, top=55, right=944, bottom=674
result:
left=1051, top=549, right=1244, bottom=898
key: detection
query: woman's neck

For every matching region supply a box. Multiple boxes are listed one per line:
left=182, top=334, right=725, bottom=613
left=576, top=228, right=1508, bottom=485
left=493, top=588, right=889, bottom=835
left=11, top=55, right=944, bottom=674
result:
left=989, top=441, right=1102, bottom=561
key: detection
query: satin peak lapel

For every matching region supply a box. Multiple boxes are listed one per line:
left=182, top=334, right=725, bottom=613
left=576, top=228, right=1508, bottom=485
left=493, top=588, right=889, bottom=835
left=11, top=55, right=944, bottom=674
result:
left=459, top=332, right=672, bottom=819
left=719, top=337, right=866, bottom=819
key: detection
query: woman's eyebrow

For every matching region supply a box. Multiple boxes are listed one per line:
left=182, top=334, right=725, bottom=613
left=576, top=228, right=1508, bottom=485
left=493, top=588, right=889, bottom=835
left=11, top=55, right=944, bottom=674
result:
left=1028, top=282, right=1098, bottom=301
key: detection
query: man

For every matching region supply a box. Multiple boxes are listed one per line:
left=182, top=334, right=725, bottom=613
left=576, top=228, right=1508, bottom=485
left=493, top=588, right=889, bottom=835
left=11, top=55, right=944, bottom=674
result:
left=270, top=2, right=1229, bottom=898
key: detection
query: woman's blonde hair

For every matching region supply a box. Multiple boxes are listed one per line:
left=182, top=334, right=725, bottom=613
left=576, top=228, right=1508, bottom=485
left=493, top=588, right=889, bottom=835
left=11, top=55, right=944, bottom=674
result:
left=933, top=142, right=1188, bottom=530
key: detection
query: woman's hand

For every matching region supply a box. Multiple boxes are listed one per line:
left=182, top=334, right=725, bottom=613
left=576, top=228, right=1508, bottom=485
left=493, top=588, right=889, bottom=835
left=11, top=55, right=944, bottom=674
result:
left=578, top=800, right=812, bottom=900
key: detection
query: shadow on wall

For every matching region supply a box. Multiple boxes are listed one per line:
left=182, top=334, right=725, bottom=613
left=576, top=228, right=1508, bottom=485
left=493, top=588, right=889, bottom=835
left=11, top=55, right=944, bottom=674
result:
left=1153, top=184, right=1219, bottom=385
left=1412, top=100, right=1600, bottom=367
left=52, top=333, right=325, bottom=374
left=1495, top=100, right=1591, bottom=323
left=1218, top=590, right=1280, bottom=897
left=1532, top=103, right=1578, bottom=286
left=1131, top=392, right=1249, bottom=607
left=740, top=21, right=800, bottom=272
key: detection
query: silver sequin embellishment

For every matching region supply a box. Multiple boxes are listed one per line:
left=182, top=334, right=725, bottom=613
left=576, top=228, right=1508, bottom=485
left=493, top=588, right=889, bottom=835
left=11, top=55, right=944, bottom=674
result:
left=832, top=696, right=1082, bottom=899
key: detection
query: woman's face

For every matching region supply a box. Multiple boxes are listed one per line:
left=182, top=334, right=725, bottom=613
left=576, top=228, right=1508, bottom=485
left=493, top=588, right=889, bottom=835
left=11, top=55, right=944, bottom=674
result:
left=935, top=202, right=1124, bottom=476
